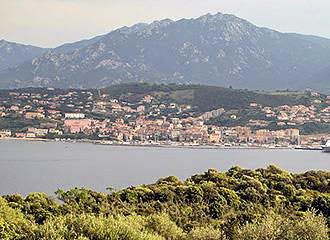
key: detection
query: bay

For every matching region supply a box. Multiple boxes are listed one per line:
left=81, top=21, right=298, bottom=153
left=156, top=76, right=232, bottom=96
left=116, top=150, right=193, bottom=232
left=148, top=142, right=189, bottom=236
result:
left=0, top=140, right=329, bottom=196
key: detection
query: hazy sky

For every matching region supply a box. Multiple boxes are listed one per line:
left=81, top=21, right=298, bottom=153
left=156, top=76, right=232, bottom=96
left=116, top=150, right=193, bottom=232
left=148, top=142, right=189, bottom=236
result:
left=1, top=0, right=330, bottom=48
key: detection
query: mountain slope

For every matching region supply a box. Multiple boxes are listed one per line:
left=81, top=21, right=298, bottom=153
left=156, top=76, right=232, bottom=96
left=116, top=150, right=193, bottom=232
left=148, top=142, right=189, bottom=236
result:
left=0, top=35, right=106, bottom=71
left=1, top=13, right=330, bottom=91
left=53, top=35, right=105, bottom=54
left=0, top=40, right=47, bottom=71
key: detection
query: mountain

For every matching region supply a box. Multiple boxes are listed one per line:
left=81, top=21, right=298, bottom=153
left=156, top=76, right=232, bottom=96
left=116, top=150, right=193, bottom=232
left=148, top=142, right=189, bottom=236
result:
left=52, top=35, right=105, bottom=54
left=0, top=35, right=106, bottom=71
left=0, top=40, right=47, bottom=71
left=1, top=13, right=330, bottom=91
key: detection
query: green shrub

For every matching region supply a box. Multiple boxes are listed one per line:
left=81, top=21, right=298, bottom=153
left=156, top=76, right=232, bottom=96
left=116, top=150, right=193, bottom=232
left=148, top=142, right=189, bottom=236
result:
left=35, top=214, right=163, bottom=240
left=187, top=226, right=227, bottom=240
left=0, top=197, right=35, bottom=240
left=145, top=213, right=184, bottom=240
left=236, top=211, right=328, bottom=240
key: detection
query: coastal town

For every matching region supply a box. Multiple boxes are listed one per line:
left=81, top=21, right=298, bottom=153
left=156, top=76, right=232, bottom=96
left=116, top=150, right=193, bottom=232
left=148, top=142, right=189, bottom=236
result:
left=0, top=86, right=329, bottom=149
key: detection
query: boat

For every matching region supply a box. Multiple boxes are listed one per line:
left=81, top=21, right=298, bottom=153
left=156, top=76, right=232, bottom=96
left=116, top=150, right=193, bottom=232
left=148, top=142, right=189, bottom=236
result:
left=95, top=141, right=113, bottom=145
left=322, top=140, right=330, bottom=152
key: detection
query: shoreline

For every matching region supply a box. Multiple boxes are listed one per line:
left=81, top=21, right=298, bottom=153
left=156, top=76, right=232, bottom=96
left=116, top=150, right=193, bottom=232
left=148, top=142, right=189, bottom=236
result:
left=0, top=137, right=324, bottom=151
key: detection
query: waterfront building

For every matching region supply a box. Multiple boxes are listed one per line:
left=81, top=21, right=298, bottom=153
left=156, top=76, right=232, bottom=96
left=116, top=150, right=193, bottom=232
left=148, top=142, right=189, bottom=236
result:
left=0, top=130, right=11, bottom=138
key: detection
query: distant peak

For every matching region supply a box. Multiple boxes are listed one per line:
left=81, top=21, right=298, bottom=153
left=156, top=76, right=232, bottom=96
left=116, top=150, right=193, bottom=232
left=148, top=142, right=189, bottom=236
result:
left=195, top=12, right=256, bottom=32
left=199, top=12, right=223, bottom=17
left=197, top=12, right=226, bottom=23
left=132, top=23, right=148, bottom=28
left=197, top=12, right=243, bottom=22
left=214, top=12, right=224, bottom=17
left=116, top=18, right=174, bottom=36
left=149, top=18, right=174, bottom=27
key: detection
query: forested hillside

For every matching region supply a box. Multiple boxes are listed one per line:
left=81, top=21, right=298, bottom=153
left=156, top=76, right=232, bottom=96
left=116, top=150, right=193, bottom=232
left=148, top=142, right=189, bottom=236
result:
left=101, top=83, right=310, bottom=112
left=1, top=166, right=329, bottom=239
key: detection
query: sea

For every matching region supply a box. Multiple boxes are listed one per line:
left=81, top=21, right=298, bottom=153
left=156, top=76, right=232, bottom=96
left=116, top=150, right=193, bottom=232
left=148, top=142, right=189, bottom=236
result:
left=0, top=140, right=329, bottom=196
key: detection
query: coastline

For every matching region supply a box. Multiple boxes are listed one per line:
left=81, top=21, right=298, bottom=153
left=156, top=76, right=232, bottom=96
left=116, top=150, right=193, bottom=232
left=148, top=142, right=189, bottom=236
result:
left=0, top=137, right=324, bottom=151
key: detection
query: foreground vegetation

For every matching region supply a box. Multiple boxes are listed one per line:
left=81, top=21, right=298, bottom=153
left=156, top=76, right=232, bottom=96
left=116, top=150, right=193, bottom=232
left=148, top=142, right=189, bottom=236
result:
left=1, top=166, right=329, bottom=239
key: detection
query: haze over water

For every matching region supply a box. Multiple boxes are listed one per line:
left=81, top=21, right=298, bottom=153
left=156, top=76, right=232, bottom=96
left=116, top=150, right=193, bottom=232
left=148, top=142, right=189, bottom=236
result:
left=0, top=140, right=329, bottom=196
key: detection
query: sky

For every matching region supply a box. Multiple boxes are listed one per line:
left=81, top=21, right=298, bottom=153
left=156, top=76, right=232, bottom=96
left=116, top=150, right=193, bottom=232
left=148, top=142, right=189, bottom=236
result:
left=1, top=0, right=330, bottom=48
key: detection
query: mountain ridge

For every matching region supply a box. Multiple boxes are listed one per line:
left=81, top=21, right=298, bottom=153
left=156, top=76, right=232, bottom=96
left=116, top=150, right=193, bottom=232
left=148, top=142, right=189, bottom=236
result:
left=1, top=13, right=330, bottom=92
left=0, top=39, right=48, bottom=71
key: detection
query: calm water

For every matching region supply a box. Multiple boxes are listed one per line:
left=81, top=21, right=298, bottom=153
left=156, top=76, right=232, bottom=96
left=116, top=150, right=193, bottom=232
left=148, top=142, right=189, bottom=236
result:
left=0, top=140, right=329, bottom=196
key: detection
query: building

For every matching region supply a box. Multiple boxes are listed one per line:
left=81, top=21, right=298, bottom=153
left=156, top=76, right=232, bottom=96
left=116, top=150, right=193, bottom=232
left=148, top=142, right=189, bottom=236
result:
left=209, top=133, right=221, bottom=143
left=40, top=122, right=58, bottom=128
left=49, top=129, right=63, bottom=135
left=64, top=113, right=85, bottom=119
left=137, top=105, right=145, bottom=113
left=285, top=129, right=300, bottom=138
left=27, top=128, right=49, bottom=137
left=0, top=130, right=11, bottom=138
left=26, top=133, right=36, bottom=138
left=15, top=132, right=27, bottom=138
left=25, top=112, right=45, bottom=119
left=10, top=106, right=20, bottom=111
left=143, top=95, right=154, bottom=103
left=64, top=119, right=92, bottom=133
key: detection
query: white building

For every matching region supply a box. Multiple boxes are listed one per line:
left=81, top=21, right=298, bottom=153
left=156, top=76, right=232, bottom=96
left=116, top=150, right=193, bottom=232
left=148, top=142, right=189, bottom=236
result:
left=65, top=113, right=85, bottom=119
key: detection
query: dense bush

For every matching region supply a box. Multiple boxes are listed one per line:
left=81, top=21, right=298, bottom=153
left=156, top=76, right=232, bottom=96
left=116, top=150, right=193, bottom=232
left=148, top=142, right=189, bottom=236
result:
left=1, top=166, right=329, bottom=239
left=236, top=211, right=328, bottom=240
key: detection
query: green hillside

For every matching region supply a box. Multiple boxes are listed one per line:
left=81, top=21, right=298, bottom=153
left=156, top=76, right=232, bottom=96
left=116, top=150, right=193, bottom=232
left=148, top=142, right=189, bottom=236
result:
left=102, top=83, right=310, bottom=112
